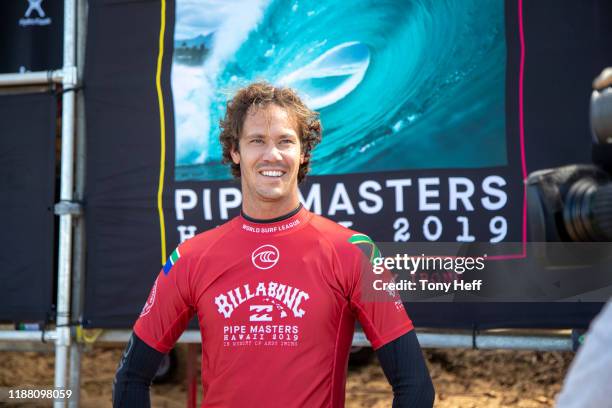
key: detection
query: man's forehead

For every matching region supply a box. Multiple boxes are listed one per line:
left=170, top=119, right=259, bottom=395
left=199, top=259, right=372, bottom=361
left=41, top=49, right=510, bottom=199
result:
left=243, top=103, right=298, bottom=134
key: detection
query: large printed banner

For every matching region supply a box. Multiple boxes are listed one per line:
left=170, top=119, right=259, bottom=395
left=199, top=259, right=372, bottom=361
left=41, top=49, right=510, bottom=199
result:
left=83, top=0, right=611, bottom=328
left=171, top=0, right=517, bottom=246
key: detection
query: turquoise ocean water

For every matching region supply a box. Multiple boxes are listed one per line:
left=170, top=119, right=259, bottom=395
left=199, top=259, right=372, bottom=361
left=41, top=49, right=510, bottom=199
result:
left=172, top=0, right=507, bottom=181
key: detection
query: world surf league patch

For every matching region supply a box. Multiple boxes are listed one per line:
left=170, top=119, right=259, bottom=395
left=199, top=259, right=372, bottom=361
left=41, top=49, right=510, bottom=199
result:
left=163, top=247, right=181, bottom=275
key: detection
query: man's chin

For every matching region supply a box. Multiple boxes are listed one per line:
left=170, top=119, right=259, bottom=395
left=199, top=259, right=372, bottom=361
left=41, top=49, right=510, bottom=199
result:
left=254, top=188, right=285, bottom=202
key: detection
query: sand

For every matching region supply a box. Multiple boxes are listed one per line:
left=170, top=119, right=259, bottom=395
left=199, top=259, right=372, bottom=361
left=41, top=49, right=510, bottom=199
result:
left=0, top=346, right=573, bottom=407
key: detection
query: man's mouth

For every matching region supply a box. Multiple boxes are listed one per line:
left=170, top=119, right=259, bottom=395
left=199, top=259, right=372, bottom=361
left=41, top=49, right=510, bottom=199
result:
left=259, top=170, right=286, bottom=178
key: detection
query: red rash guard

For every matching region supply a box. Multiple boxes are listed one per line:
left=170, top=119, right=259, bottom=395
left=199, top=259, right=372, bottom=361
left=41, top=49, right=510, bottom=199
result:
left=134, top=206, right=413, bottom=407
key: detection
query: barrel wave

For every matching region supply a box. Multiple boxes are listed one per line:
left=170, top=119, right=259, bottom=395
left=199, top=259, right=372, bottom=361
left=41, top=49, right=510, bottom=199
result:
left=173, top=0, right=507, bottom=180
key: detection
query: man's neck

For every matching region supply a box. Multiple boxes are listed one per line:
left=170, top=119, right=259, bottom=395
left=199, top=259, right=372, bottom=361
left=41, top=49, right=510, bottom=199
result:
left=241, top=197, right=301, bottom=221
left=241, top=203, right=302, bottom=223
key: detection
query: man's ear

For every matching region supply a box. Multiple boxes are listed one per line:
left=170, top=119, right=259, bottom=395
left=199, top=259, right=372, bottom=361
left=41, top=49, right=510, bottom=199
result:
left=230, top=143, right=240, bottom=164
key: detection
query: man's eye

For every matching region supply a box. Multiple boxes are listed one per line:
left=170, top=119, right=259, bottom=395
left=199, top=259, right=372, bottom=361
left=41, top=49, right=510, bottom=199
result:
left=251, top=139, right=264, bottom=144
left=280, top=139, right=295, bottom=144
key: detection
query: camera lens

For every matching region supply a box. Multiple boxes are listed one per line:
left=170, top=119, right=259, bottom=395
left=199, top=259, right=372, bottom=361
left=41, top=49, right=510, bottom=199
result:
left=564, top=180, right=612, bottom=241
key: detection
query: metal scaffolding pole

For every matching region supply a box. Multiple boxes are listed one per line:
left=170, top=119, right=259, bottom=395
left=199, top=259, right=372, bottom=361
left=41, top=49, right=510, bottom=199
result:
left=0, top=70, right=63, bottom=86
left=1, top=327, right=576, bottom=351
left=0, top=330, right=58, bottom=342
left=89, top=329, right=574, bottom=351
left=68, top=1, right=88, bottom=406
left=54, top=0, right=78, bottom=407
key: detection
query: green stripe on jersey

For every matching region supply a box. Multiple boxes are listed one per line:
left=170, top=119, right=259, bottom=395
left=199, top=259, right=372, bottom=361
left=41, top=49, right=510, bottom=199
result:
left=170, top=248, right=181, bottom=264
left=348, top=233, right=381, bottom=264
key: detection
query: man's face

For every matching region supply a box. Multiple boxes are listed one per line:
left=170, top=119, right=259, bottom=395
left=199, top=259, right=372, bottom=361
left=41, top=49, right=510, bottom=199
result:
left=231, top=104, right=304, bottom=205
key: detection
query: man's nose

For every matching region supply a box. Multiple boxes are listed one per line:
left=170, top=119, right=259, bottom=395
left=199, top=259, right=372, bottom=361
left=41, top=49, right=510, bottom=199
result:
left=262, top=142, right=282, bottom=161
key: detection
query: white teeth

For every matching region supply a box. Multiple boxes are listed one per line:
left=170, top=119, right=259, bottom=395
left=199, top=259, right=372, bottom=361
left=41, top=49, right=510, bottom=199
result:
left=260, top=170, right=284, bottom=177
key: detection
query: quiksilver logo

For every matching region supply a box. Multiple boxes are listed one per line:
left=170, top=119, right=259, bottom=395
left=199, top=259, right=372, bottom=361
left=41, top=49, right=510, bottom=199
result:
left=251, top=244, right=279, bottom=270
left=20, top=0, right=52, bottom=27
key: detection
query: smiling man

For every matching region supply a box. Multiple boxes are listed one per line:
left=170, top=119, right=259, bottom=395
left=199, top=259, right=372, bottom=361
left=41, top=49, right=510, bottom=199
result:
left=113, top=82, right=434, bottom=407
left=228, top=103, right=305, bottom=217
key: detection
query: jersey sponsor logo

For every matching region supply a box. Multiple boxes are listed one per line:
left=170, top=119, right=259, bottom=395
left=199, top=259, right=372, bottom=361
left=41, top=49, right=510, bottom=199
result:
left=251, top=244, right=280, bottom=270
left=163, top=247, right=181, bottom=275
left=215, top=281, right=309, bottom=319
left=249, top=305, right=273, bottom=321
left=139, top=278, right=158, bottom=317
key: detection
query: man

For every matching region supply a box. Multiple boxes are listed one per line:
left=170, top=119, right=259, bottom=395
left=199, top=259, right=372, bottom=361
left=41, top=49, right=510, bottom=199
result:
left=113, top=82, right=434, bottom=407
left=556, top=299, right=612, bottom=408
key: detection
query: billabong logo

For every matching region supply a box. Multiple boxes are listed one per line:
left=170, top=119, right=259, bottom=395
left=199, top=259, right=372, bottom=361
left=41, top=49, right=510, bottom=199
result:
left=20, top=0, right=52, bottom=27
left=249, top=305, right=273, bottom=322
left=251, top=244, right=279, bottom=270
left=215, top=281, right=309, bottom=319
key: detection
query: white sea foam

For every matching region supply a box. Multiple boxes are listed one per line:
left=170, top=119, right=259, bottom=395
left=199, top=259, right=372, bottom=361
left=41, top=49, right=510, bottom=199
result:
left=172, top=0, right=270, bottom=165
left=279, top=42, right=370, bottom=109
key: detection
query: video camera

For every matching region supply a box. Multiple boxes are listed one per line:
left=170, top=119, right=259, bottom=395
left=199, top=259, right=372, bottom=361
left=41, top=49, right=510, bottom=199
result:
left=528, top=68, right=612, bottom=243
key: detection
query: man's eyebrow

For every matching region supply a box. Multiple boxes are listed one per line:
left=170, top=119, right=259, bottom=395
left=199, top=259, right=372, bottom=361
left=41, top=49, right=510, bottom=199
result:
left=244, top=132, right=297, bottom=139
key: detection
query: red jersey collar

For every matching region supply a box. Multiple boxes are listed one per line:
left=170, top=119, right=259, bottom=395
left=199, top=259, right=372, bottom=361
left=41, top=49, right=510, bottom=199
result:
left=237, top=205, right=311, bottom=235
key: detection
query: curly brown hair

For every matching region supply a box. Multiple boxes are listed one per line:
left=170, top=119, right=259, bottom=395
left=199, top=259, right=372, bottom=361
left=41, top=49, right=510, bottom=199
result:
left=219, top=82, right=322, bottom=183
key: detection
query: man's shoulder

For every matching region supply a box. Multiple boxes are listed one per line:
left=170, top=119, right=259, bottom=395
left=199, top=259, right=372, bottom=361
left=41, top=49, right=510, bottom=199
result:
left=175, top=218, right=237, bottom=258
left=308, top=212, right=376, bottom=255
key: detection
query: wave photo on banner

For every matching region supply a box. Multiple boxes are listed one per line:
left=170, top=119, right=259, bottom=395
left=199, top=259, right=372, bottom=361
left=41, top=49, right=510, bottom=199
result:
left=171, top=0, right=507, bottom=181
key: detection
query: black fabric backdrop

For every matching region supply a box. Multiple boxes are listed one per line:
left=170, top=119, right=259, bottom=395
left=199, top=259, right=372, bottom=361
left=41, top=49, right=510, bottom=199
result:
left=83, top=0, right=611, bottom=328
left=0, top=92, right=57, bottom=322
